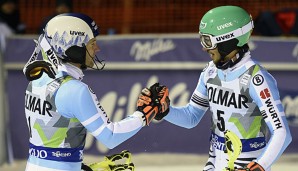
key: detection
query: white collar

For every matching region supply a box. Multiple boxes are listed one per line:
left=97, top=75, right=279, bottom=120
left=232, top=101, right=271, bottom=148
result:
left=224, top=51, right=251, bottom=72
left=58, top=63, right=84, bottom=80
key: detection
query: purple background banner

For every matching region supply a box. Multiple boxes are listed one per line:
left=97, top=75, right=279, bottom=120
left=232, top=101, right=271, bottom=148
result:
left=3, top=35, right=298, bottom=159
left=4, top=36, right=298, bottom=63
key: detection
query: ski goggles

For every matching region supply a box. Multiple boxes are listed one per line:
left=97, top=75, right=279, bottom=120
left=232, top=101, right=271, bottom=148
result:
left=199, top=20, right=254, bottom=50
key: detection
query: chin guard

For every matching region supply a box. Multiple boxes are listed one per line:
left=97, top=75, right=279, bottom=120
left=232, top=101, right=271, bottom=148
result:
left=24, top=60, right=56, bottom=81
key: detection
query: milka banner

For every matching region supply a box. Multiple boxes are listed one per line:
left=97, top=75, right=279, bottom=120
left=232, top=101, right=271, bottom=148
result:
left=3, top=35, right=298, bottom=159
left=4, top=35, right=298, bottom=63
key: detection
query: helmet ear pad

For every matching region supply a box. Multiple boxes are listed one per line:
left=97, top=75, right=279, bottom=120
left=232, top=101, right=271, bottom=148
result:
left=64, top=45, right=86, bottom=64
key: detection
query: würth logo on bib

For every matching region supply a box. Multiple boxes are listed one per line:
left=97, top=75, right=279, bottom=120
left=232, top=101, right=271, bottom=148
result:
left=260, top=88, right=271, bottom=99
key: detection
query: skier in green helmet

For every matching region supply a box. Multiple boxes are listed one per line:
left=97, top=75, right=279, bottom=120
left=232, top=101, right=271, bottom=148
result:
left=199, top=5, right=254, bottom=69
left=140, top=5, right=292, bottom=171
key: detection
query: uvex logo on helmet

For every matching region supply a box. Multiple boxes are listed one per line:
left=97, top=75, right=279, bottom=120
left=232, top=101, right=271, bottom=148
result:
left=217, top=22, right=233, bottom=30
left=70, top=31, right=85, bottom=36
left=216, top=33, right=235, bottom=41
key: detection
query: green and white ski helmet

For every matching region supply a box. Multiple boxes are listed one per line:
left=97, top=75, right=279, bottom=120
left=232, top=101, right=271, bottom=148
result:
left=199, top=6, right=254, bottom=49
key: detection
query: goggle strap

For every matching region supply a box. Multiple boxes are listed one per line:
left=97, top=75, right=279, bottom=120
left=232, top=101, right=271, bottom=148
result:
left=23, top=36, right=42, bottom=75
left=23, top=34, right=61, bottom=79
left=40, top=35, right=61, bottom=69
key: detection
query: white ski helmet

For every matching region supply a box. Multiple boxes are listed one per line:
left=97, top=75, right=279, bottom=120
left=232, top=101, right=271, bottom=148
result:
left=44, top=13, right=99, bottom=61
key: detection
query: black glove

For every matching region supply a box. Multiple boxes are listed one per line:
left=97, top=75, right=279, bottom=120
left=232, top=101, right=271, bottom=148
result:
left=149, top=83, right=170, bottom=121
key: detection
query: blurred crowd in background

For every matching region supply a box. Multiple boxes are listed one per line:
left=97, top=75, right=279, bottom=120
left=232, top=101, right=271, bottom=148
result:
left=1, top=0, right=298, bottom=37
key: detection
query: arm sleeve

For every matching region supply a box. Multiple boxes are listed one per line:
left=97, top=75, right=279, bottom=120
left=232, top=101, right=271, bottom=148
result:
left=55, top=80, right=144, bottom=149
left=249, top=69, right=292, bottom=169
left=165, top=72, right=209, bottom=128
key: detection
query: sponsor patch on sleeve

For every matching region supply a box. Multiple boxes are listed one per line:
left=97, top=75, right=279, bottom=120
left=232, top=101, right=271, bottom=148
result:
left=252, top=74, right=264, bottom=86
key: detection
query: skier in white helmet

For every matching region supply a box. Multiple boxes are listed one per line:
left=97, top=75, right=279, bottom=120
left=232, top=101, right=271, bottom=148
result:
left=23, top=13, right=165, bottom=171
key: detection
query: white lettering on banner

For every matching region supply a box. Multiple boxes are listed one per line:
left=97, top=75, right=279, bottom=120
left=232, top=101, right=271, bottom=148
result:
left=84, top=75, right=190, bottom=153
left=292, top=43, right=298, bottom=61
left=283, top=96, right=298, bottom=115
left=282, top=95, right=298, bottom=126
left=130, top=39, right=175, bottom=61
left=248, top=41, right=256, bottom=51
left=29, top=148, right=48, bottom=159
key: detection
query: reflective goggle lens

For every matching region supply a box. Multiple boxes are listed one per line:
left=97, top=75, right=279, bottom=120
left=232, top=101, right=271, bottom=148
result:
left=199, top=33, right=216, bottom=49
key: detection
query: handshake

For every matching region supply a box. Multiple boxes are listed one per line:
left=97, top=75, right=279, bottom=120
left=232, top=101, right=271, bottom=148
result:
left=136, top=83, right=170, bottom=126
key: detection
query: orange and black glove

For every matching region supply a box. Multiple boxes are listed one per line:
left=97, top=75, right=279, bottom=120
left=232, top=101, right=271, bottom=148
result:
left=237, top=162, right=265, bottom=171
left=150, top=83, right=170, bottom=121
left=137, top=83, right=170, bottom=125
left=137, top=84, right=160, bottom=125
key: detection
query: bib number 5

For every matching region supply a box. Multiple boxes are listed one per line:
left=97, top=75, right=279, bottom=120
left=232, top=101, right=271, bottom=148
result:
left=217, top=110, right=225, bottom=131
